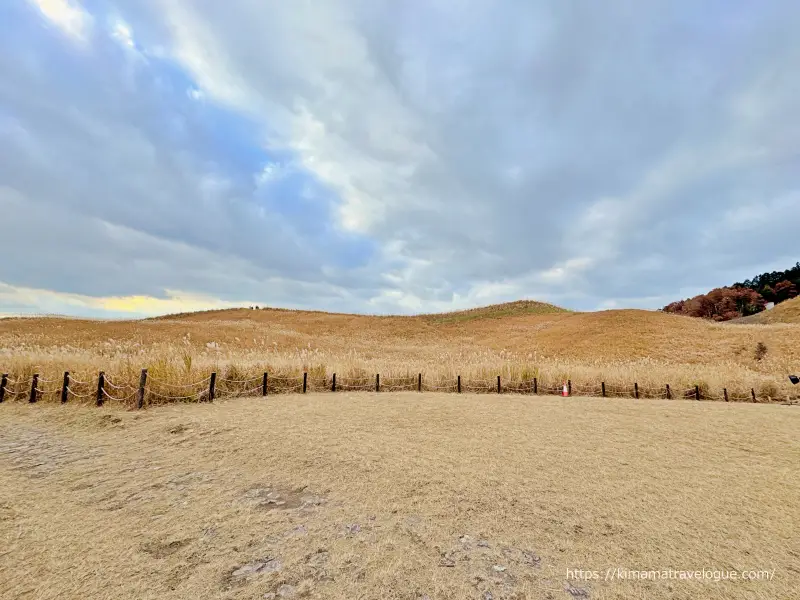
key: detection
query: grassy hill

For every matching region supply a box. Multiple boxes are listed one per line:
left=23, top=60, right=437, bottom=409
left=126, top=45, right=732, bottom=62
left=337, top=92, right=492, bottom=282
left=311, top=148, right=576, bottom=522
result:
left=419, top=300, right=568, bottom=323
left=2, top=299, right=799, bottom=401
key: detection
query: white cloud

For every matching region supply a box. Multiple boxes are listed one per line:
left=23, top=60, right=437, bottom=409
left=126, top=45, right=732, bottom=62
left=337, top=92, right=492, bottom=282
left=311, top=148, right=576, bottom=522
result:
left=255, top=161, right=291, bottom=186
left=539, top=257, right=594, bottom=284
left=110, top=19, right=134, bottom=49
left=27, top=0, right=91, bottom=41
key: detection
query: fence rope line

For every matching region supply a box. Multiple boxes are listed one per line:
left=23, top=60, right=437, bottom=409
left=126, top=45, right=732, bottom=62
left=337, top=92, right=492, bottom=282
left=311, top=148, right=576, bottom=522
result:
left=216, top=375, right=264, bottom=384
left=381, top=383, right=419, bottom=392
left=34, top=387, right=61, bottom=395
left=144, top=388, right=205, bottom=401
left=103, top=377, right=134, bottom=391
left=216, top=381, right=263, bottom=389
left=4, top=371, right=795, bottom=404
left=461, top=378, right=497, bottom=385
left=65, top=386, right=94, bottom=399
left=335, top=383, right=373, bottom=391
left=424, top=384, right=458, bottom=391
left=101, top=388, right=137, bottom=402
left=218, top=384, right=264, bottom=397
left=146, top=375, right=212, bottom=388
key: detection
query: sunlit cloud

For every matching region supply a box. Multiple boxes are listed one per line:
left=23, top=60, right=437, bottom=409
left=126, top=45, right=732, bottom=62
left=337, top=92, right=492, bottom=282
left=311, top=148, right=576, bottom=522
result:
left=27, top=0, right=91, bottom=41
left=0, top=282, right=253, bottom=318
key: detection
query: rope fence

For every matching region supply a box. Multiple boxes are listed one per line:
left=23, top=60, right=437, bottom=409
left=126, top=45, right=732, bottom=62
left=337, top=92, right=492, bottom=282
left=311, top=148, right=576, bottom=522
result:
left=0, top=369, right=797, bottom=409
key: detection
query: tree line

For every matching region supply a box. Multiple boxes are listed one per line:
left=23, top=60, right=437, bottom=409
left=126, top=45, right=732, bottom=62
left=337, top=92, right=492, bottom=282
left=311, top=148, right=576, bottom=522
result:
left=662, top=262, right=799, bottom=321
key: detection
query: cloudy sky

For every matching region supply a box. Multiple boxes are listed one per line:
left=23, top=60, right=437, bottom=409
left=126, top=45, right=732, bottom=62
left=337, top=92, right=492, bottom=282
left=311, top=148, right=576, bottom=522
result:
left=1, top=0, right=798, bottom=318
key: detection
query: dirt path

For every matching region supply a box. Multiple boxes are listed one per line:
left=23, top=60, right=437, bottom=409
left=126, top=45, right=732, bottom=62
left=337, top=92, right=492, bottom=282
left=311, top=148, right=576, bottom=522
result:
left=1, top=394, right=798, bottom=599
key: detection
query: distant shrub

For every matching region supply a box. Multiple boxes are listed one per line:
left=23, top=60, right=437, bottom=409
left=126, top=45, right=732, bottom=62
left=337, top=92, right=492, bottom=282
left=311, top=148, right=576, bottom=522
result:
left=754, top=342, right=768, bottom=361
left=662, top=287, right=765, bottom=321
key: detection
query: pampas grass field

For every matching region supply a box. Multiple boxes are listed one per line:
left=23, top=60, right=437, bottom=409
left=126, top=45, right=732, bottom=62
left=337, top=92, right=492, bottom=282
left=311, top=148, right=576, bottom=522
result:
left=1, top=301, right=799, bottom=405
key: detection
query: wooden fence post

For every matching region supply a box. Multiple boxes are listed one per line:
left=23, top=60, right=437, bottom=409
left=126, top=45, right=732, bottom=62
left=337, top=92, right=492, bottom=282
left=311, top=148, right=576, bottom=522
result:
left=666, top=384, right=671, bottom=400
left=96, top=371, right=105, bottom=407
left=751, top=388, right=756, bottom=403
left=723, top=388, right=729, bottom=402
left=262, top=373, right=268, bottom=396
left=208, top=372, right=216, bottom=402
left=497, top=375, right=501, bottom=394
left=568, top=380, right=572, bottom=397
left=137, top=369, right=147, bottom=409
left=376, top=373, right=380, bottom=392
left=634, top=382, right=639, bottom=399
left=418, top=373, right=422, bottom=392
left=303, top=372, right=307, bottom=394
left=332, top=373, right=336, bottom=392
left=29, top=374, right=39, bottom=404
left=61, top=372, right=69, bottom=404
left=601, top=381, right=606, bottom=398
left=533, top=377, right=538, bottom=394
left=457, top=375, right=461, bottom=393
left=0, top=374, right=7, bottom=404
left=695, top=385, right=700, bottom=401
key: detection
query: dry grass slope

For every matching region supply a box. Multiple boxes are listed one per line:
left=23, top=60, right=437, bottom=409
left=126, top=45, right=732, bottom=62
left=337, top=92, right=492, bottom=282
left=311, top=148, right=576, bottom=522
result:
left=1, top=300, right=799, bottom=405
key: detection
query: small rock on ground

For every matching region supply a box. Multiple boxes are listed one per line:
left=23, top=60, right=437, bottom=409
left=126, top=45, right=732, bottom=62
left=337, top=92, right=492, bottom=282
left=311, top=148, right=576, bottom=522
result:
left=344, top=523, right=361, bottom=534
left=564, top=582, right=590, bottom=598
left=231, top=558, right=282, bottom=579
left=307, top=550, right=329, bottom=568
left=522, top=550, right=541, bottom=565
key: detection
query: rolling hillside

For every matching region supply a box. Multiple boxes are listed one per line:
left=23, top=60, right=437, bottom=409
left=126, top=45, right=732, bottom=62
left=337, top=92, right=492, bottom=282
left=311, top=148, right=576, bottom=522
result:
left=1, top=300, right=799, bottom=401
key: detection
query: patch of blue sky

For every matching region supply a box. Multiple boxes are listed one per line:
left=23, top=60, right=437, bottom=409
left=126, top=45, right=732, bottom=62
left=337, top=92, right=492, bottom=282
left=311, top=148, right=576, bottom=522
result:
left=253, top=165, right=378, bottom=269
left=8, top=0, right=378, bottom=274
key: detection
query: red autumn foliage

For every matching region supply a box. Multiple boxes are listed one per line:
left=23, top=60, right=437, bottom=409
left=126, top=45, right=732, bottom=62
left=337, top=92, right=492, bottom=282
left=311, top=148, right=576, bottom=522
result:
left=773, top=280, right=798, bottom=303
left=662, top=287, right=766, bottom=321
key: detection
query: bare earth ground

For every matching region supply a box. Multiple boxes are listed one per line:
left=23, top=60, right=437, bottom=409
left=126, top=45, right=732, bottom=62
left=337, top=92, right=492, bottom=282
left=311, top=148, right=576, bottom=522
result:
left=1, top=394, right=798, bottom=600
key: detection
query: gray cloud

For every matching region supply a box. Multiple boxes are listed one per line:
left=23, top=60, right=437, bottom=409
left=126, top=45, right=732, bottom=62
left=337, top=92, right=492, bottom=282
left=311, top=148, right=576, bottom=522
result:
left=1, top=0, right=799, bottom=316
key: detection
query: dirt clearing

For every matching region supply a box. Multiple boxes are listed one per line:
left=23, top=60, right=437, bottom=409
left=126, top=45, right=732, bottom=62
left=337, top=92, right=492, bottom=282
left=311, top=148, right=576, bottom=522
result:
left=1, top=394, right=798, bottom=599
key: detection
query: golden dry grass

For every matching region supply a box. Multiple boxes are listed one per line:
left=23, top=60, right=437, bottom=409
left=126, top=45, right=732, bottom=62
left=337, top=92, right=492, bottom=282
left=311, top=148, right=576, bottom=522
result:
left=1, top=301, right=799, bottom=403
left=1, top=394, right=798, bottom=599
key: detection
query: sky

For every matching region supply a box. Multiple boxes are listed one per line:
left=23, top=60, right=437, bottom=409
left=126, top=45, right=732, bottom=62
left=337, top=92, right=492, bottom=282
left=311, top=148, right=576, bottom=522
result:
left=1, top=0, right=798, bottom=318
